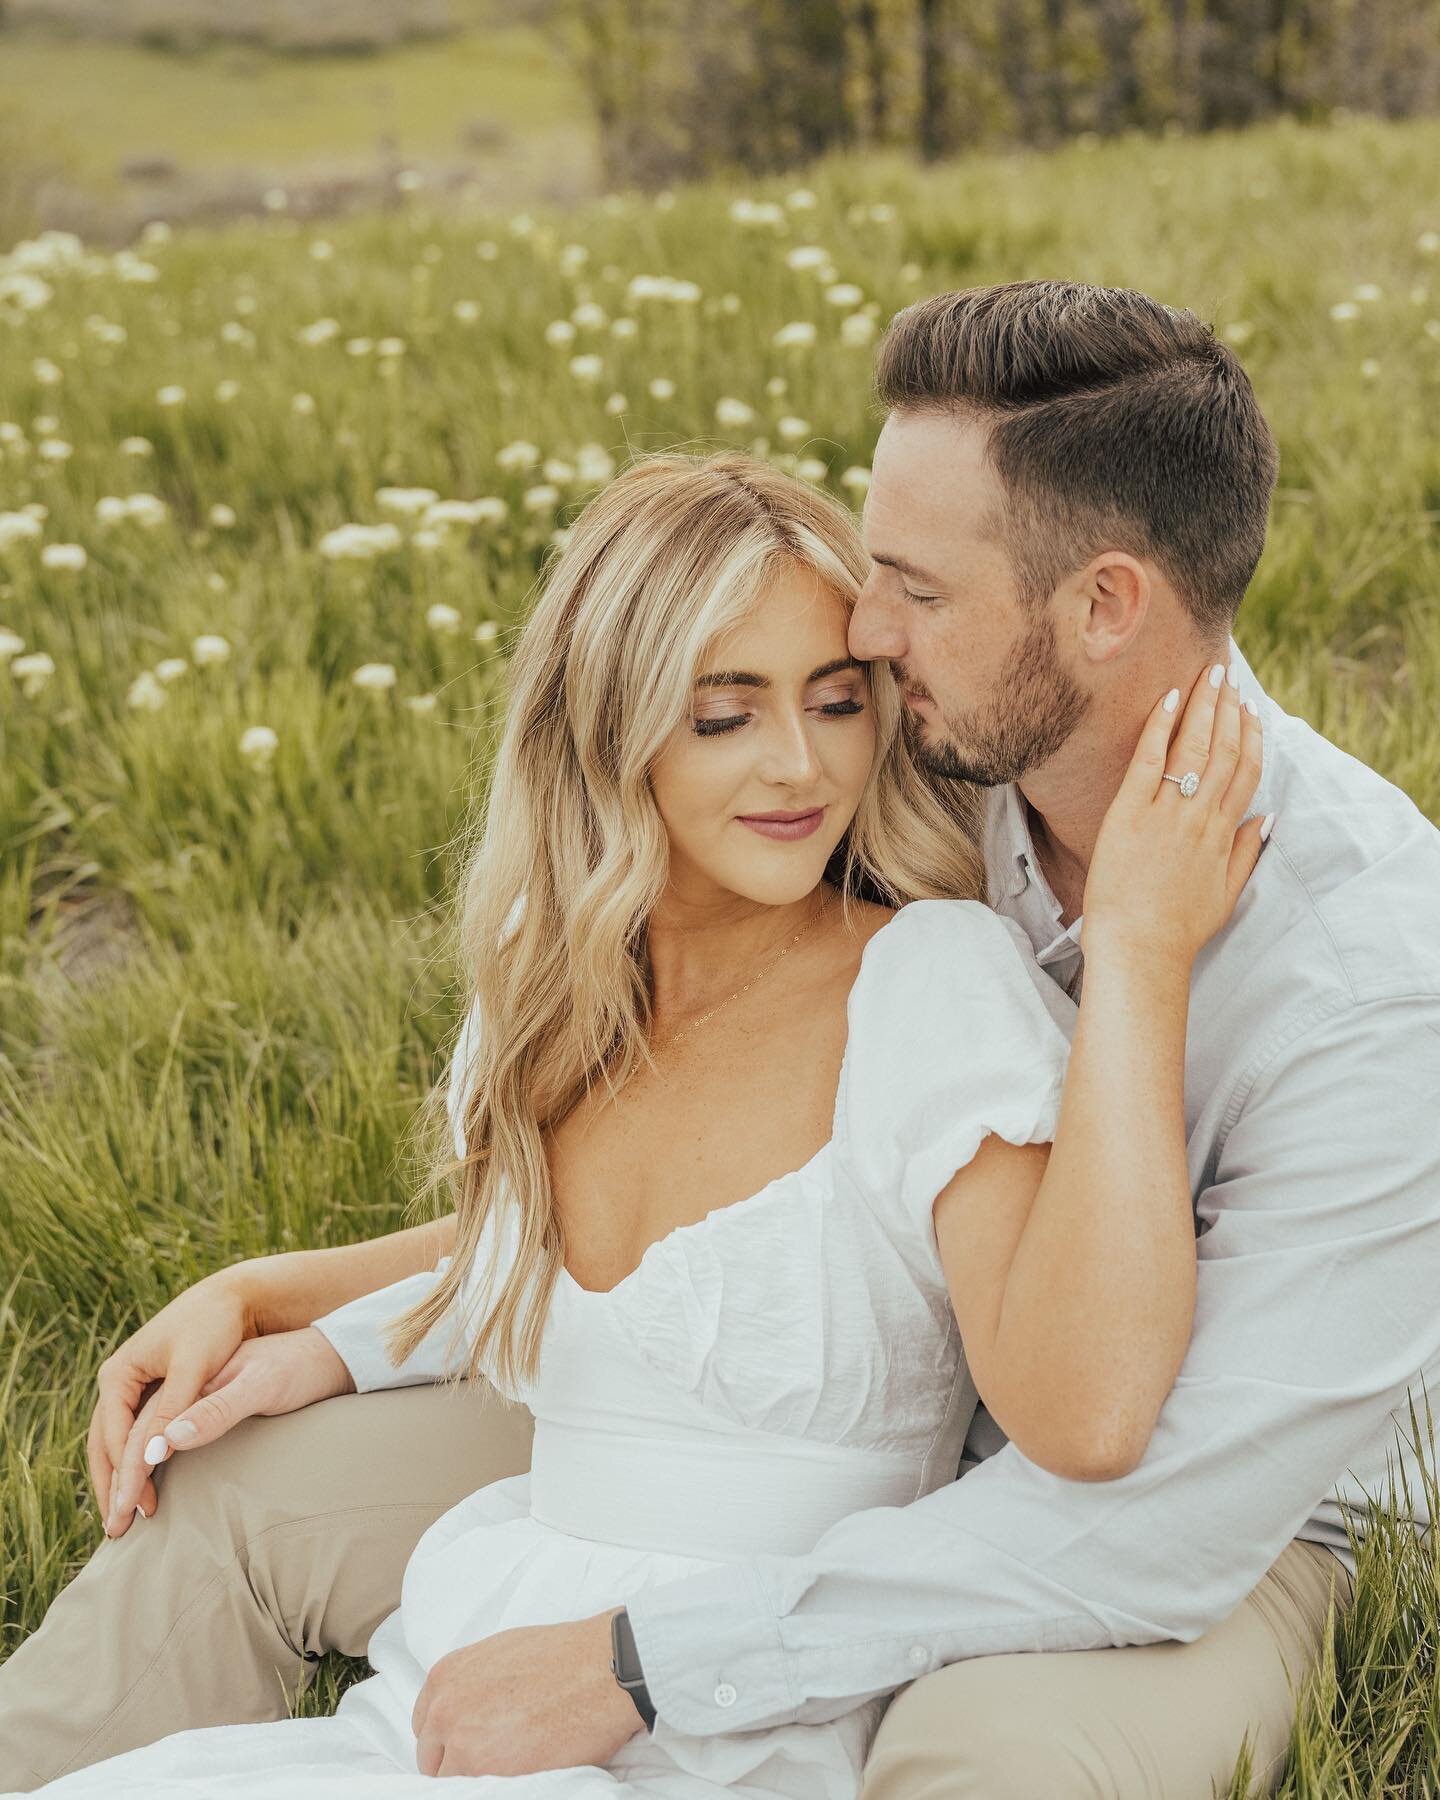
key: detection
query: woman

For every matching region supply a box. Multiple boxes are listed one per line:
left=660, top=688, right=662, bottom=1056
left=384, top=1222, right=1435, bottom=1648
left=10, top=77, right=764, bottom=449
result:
left=12, top=450, right=1264, bottom=1798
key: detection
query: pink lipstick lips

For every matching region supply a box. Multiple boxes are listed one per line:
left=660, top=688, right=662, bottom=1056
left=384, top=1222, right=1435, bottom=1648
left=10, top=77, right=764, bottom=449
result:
left=736, top=807, right=826, bottom=841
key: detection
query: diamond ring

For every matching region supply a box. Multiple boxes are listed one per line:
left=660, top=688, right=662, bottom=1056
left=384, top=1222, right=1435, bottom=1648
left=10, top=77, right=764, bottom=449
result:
left=1162, top=771, right=1202, bottom=798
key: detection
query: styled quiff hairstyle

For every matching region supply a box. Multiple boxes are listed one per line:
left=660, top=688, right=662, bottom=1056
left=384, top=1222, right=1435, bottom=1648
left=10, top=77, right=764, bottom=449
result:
left=874, top=280, right=1280, bottom=639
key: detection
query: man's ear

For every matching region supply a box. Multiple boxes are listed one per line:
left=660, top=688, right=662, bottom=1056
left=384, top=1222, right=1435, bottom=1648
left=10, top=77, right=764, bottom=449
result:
left=1072, top=552, right=1149, bottom=665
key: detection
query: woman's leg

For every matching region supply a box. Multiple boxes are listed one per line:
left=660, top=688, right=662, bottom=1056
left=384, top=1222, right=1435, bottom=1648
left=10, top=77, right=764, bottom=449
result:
left=0, top=1381, right=534, bottom=1792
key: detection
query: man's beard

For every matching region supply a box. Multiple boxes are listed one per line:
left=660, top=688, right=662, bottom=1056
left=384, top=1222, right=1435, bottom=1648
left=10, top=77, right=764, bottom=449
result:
left=906, top=607, right=1092, bottom=788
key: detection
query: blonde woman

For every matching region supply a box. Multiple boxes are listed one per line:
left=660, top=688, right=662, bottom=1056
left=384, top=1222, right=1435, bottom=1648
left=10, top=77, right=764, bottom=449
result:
left=13, top=449, right=1264, bottom=1799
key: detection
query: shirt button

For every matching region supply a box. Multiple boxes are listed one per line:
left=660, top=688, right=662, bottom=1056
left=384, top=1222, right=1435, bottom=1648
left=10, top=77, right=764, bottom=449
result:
left=713, top=1682, right=737, bottom=1708
left=907, top=1645, right=928, bottom=1668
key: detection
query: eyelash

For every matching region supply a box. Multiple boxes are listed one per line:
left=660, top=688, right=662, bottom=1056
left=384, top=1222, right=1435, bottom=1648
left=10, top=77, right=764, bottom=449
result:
left=692, top=698, right=866, bottom=737
left=903, top=587, right=937, bottom=607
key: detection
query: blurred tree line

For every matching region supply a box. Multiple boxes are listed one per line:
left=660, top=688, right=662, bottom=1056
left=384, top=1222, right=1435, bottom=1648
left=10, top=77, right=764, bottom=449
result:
left=520, top=0, right=1440, bottom=183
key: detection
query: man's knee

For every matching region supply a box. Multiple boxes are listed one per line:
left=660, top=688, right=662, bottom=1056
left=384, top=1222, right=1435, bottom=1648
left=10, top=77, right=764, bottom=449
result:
left=864, top=1658, right=1094, bottom=1800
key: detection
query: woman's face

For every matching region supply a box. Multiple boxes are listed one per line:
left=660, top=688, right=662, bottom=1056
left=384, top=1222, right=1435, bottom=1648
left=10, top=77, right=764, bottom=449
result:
left=649, top=562, right=879, bottom=909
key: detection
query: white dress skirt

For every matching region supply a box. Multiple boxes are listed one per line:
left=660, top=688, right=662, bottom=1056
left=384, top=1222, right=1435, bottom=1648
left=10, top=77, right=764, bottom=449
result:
left=15, top=900, right=1076, bottom=1800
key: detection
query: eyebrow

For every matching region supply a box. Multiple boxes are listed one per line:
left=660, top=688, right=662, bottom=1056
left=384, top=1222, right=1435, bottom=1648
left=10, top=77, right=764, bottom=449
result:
left=694, top=656, right=862, bottom=691
left=869, top=551, right=947, bottom=589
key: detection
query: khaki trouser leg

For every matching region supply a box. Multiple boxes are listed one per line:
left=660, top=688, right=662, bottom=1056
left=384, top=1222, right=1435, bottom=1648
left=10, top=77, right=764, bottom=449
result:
left=0, top=1381, right=533, bottom=1793
left=862, top=1538, right=1350, bottom=1800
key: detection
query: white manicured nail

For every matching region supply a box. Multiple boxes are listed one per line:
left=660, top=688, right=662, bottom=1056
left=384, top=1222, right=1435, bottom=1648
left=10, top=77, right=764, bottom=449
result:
left=1260, top=813, right=1275, bottom=842
left=1244, top=699, right=1258, bottom=717
left=135, top=1502, right=150, bottom=1521
left=143, top=1434, right=170, bottom=1466
left=1162, top=687, right=1179, bottom=713
left=1209, top=663, right=1225, bottom=688
left=166, top=1419, right=198, bottom=1444
left=1227, top=660, right=1239, bottom=688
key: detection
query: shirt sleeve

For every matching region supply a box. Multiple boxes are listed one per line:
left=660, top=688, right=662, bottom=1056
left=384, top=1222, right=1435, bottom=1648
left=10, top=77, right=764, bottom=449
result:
left=835, top=900, right=1075, bottom=1276
left=310, top=999, right=482, bottom=1391
left=628, top=993, right=1440, bottom=1737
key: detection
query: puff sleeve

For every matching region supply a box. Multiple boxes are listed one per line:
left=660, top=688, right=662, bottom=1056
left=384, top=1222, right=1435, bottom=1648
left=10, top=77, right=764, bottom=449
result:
left=310, top=998, right=483, bottom=1391
left=834, top=899, right=1076, bottom=1281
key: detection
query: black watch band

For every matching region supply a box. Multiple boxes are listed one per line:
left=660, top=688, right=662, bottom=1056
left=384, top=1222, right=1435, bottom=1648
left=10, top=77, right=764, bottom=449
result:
left=610, top=1607, right=657, bottom=1732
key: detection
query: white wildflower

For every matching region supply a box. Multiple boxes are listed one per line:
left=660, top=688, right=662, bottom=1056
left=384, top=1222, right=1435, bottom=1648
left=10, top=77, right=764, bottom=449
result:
left=38, top=439, right=73, bottom=461
left=765, top=376, right=788, bottom=398
left=318, top=522, right=403, bottom=559
left=452, top=299, right=481, bottom=324
left=569, top=353, right=604, bottom=384
left=543, top=459, right=576, bottom=484
left=773, top=321, right=817, bottom=350
left=240, top=724, right=278, bottom=766
left=1329, top=301, right=1360, bottom=322
left=496, top=440, right=541, bottom=473
left=292, top=393, right=316, bottom=416
left=576, top=444, right=616, bottom=484
left=1353, top=283, right=1383, bottom=303
left=474, top=620, right=500, bottom=645
left=375, top=487, right=440, bottom=517
left=427, top=603, right=463, bottom=634
left=127, top=670, right=167, bottom=711
left=1360, top=358, right=1381, bottom=379
left=572, top=301, right=607, bottom=331
left=395, top=169, right=424, bottom=193
left=0, top=512, right=44, bottom=549
left=840, top=466, right=872, bottom=495
left=716, top=397, right=756, bottom=429
left=786, top=189, right=817, bottom=210
left=647, top=377, right=676, bottom=401
left=119, top=436, right=153, bottom=456
left=41, top=543, right=87, bottom=571
left=786, top=246, right=829, bottom=271
left=405, top=693, right=438, bottom=716
left=840, top=312, right=876, bottom=346
left=209, top=503, right=237, bottom=529
left=11, top=651, right=55, bottom=695
left=215, top=379, right=240, bottom=403
left=33, top=357, right=63, bottom=386
left=522, top=484, right=560, bottom=513
left=192, top=634, right=232, bottom=666
left=298, top=317, right=340, bottom=347
left=156, top=385, right=186, bottom=407
left=776, top=416, right=811, bottom=445
left=546, top=320, right=578, bottom=347
left=345, top=337, right=374, bottom=357
left=155, top=657, right=188, bottom=682
left=825, top=283, right=864, bottom=307
left=796, top=457, right=828, bottom=483
left=610, top=317, right=638, bottom=340
left=352, top=662, right=397, bottom=691
left=1418, top=231, right=1439, bottom=256
left=604, top=392, right=628, bottom=416
left=730, top=199, right=785, bottom=228
left=376, top=337, right=406, bottom=358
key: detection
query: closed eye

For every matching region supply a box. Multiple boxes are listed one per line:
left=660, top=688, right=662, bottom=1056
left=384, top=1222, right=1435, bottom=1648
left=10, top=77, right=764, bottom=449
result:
left=692, top=698, right=866, bottom=737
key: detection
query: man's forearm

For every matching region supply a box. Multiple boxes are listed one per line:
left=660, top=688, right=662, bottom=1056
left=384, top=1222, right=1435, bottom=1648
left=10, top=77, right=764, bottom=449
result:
left=224, top=1212, right=458, bottom=1336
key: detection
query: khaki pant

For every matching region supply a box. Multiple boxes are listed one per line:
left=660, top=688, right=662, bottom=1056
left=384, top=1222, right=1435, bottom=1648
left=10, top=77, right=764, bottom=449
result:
left=0, top=1382, right=1348, bottom=1797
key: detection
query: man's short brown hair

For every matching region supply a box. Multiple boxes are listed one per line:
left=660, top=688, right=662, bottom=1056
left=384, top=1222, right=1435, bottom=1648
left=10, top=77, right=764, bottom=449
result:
left=873, top=281, right=1279, bottom=638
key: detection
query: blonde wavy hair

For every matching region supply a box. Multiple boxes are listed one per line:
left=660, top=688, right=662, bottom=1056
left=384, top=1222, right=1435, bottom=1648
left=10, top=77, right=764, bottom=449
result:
left=382, top=449, right=987, bottom=1392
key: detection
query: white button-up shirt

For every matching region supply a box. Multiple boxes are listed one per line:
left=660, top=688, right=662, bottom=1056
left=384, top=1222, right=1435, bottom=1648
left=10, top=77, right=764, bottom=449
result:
left=314, top=638, right=1440, bottom=1742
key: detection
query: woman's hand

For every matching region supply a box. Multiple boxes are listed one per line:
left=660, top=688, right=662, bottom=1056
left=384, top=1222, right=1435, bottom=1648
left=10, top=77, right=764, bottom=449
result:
left=92, top=1272, right=354, bottom=1540
left=1083, top=656, right=1270, bottom=967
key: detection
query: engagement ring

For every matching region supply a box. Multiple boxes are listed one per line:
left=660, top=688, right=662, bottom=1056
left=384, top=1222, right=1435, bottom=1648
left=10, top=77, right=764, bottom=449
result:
left=1162, top=771, right=1202, bottom=798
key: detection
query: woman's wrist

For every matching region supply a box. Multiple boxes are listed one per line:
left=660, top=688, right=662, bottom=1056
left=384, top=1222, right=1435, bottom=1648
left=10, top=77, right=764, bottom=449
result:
left=1081, top=920, right=1197, bottom=987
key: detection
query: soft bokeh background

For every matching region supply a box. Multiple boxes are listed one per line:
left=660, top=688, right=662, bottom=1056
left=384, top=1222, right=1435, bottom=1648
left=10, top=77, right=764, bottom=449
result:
left=2, top=4, right=1438, bottom=1792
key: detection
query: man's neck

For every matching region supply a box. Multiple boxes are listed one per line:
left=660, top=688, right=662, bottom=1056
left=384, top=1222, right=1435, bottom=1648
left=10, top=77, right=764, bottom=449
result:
left=1016, top=640, right=1234, bottom=927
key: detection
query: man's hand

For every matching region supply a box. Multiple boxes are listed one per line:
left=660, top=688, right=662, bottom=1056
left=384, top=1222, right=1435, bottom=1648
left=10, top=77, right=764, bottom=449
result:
left=410, top=1608, right=646, bottom=1778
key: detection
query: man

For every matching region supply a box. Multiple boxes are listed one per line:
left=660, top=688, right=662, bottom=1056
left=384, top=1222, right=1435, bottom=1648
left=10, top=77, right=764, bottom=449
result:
left=3, top=282, right=1438, bottom=1798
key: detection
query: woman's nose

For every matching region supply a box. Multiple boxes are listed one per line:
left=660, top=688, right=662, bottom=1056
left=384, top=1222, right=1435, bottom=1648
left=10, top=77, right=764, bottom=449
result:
left=763, top=712, right=824, bottom=788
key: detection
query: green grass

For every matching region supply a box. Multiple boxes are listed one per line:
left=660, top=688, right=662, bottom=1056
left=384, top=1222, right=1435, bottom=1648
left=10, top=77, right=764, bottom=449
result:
left=2, top=110, right=1439, bottom=1790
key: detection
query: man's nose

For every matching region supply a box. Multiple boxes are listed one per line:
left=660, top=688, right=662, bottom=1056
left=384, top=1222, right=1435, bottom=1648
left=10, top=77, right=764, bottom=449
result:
left=849, top=583, right=906, bottom=662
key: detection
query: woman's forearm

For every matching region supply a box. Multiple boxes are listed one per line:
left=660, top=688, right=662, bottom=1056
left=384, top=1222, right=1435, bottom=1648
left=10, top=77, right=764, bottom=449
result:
left=988, top=935, right=1197, bottom=1473
left=218, top=1212, right=458, bottom=1337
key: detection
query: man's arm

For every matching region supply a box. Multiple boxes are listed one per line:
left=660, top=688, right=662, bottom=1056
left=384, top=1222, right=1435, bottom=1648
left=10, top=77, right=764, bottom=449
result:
left=627, top=996, right=1440, bottom=1736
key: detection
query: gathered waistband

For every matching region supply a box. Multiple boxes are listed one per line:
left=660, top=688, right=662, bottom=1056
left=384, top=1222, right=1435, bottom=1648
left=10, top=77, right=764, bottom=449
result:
left=527, top=1416, right=922, bottom=1561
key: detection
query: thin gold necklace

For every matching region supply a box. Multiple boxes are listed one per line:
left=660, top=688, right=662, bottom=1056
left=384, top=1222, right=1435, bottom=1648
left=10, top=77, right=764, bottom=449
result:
left=650, top=888, right=839, bottom=1055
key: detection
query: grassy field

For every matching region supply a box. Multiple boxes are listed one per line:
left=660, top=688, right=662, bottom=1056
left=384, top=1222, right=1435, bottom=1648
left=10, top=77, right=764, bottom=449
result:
left=2, top=111, right=1439, bottom=1791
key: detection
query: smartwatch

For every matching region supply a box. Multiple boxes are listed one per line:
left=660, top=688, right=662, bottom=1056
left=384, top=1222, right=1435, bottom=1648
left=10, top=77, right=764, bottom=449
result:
left=610, top=1607, right=657, bottom=1732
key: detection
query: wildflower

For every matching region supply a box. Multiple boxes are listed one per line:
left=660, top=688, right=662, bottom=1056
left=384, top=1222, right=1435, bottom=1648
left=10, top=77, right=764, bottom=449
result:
left=546, top=320, right=578, bottom=347
left=38, top=439, right=73, bottom=461
left=412, top=528, right=443, bottom=552
left=209, top=504, right=237, bottom=529
left=1418, top=231, right=1439, bottom=255
left=730, top=199, right=785, bottom=228
left=215, top=380, right=240, bottom=403
left=376, top=338, right=406, bottom=358
left=0, top=628, right=24, bottom=659
left=114, top=252, right=160, bottom=284
left=262, top=187, right=289, bottom=211
left=560, top=243, right=589, bottom=276
left=1329, top=302, right=1360, bottom=322
left=496, top=440, right=541, bottom=473
left=297, top=318, right=340, bottom=347
left=719, top=294, right=741, bottom=315
left=422, top=498, right=507, bottom=530
left=395, top=169, right=424, bottom=193
left=522, top=484, right=560, bottom=513
left=765, top=377, right=788, bottom=398
left=648, top=377, right=676, bottom=401
left=156, top=385, right=186, bottom=407
left=716, top=397, right=756, bottom=429
left=310, top=240, right=334, bottom=262
left=345, top=337, right=374, bottom=357
left=427, top=602, right=463, bottom=634
left=155, top=657, right=188, bottom=682
left=120, top=436, right=153, bottom=456
left=292, top=393, right=316, bottom=416
left=576, top=444, right=616, bottom=484
left=840, top=313, right=876, bottom=347
left=11, top=651, right=54, bottom=695
left=452, top=300, right=481, bottom=324
left=605, top=392, right=628, bottom=416
left=825, top=283, right=864, bottom=307
left=1353, top=283, right=1383, bottom=302
left=569, top=353, right=604, bottom=384
left=610, top=317, right=638, bottom=340
left=375, top=487, right=440, bottom=517
left=786, top=246, right=828, bottom=271
left=475, top=620, right=500, bottom=645
left=0, top=512, right=43, bottom=549
left=41, top=543, right=87, bottom=571
left=142, top=220, right=173, bottom=244
left=1360, top=359, right=1381, bottom=378
left=33, top=357, right=63, bottom=386
left=787, top=189, right=817, bottom=210
left=840, top=466, right=872, bottom=495
left=219, top=323, right=253, bottom=348
left=776, top=417, right=810, bottom=445
left=33, top=414, right=58, bottom=435
left=206, top=572, right=227, bottom=593
left=773, top=321, right=817, bottom=350
left=318, top=522, right=403, bottom=559
left=1223, top=321, right=1255, bottom=346
left=543, top=459, right=576, bottom=484
left=127, top=670, right=166, bottom=711
left=352, top=662, right=397, bottom=691
left=572, top=302, right=607, bottom=330
left=240, top=724, right=278, bottom=766
left=405, top=693, right=438, bottom=716
left=192, top=634, right=232, bottom=666
left=899, top=262, right=922, bottom=283
left=796, top=457, right=828, bottom=483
